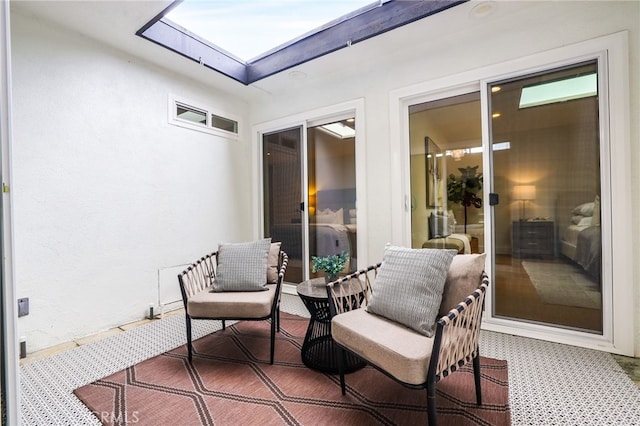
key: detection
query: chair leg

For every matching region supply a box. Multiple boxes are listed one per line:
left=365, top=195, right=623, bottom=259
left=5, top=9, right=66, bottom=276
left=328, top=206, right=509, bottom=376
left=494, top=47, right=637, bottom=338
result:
left=427, top=380, right=437, bottom=426
left=222, top=320, right=226, bottom=330
left=185, top=315, right=193, bottom=362
left=270, top=314, right=276, bottom=365
left=473, top=352, right=482, bottom=405
left=338, top=347, right=347, bottom=395
left=276, top=307, right=281, bottom=332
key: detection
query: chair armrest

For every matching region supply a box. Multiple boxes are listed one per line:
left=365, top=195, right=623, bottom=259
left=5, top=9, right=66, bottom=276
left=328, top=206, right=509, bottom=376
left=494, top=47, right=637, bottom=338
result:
left=276, top=251, right=288, bottom=284
left=432, top=272, right=489, bottom=380
left=178, top=252, right=218, bottom=308
left=326, top=263, right=381, bottom=317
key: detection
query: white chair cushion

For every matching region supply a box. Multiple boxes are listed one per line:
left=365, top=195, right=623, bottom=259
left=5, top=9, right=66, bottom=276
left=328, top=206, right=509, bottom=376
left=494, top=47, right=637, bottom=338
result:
left=438, top=253, right=486, bottom=317
left=267, top=242, right=282, bottom=284
left=187, top=284, right=277, bottom=318
left=332, top=308, right=435, bottom=385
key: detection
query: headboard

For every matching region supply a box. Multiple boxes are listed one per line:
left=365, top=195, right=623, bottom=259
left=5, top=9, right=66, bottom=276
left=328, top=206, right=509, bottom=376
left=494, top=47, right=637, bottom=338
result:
left=316, top=188, right=356, bottom=223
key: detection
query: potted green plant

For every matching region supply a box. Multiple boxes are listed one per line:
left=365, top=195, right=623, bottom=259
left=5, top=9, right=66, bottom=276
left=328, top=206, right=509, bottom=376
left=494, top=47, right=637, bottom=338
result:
left=311, top=251, right=349, bottom=283
left=447, top=166, right=483, bottom=233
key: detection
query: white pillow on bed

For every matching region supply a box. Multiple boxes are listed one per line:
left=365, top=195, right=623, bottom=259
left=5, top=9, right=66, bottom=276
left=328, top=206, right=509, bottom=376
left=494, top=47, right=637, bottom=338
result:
left=573, top=202, right=594, bottom=216
left=316, top=208, right=344, bottom=224
left=572, top=216, right=592, bottom=227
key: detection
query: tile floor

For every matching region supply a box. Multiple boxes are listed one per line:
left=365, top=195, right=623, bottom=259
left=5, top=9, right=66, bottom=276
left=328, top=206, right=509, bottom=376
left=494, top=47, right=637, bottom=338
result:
left=18, top=292, right=640, bottom=425
left=21, top=299, right=640, bottom=390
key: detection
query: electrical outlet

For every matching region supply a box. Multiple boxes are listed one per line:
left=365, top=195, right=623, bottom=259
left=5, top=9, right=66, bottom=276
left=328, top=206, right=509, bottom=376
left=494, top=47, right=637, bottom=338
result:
left=18, top=297, right=29, bottom=317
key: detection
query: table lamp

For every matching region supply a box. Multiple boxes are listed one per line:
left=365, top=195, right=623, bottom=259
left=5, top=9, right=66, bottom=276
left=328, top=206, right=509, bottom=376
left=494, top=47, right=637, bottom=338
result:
left=513, top=185, right=536, bottom=221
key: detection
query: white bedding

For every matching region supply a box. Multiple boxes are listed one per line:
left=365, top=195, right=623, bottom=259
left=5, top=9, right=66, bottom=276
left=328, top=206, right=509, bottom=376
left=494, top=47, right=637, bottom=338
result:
left=563, top=224, right=591, bottom=246
left=560, top=224, right=590, bottom=261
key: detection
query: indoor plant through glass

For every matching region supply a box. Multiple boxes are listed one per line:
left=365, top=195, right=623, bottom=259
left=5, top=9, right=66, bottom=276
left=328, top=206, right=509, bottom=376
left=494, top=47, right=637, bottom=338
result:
left=447, top=165, right=483, bottom=233
left=311, top=251, right=349, bottom=283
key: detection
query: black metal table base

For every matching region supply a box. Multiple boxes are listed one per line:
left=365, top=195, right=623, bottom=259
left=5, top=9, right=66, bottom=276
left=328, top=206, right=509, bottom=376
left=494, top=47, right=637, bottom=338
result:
left=300, top=307, right=365, bottom=374
left=297, top=278, right=366, bottom=373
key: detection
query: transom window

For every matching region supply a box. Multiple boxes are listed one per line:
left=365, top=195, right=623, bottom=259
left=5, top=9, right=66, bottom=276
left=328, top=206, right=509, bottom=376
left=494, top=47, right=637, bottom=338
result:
left=169, top=96, right=239, bottom=139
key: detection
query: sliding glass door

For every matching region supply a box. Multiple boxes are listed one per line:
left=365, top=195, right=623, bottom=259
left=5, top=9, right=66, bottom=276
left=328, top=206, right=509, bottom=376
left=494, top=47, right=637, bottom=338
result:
left=407, top=59, right=604, bottom=335
left=307, top=120, right=357, bottom=276
left=489, top=60, right=603, bottom=333
left=263, top=127, right=305, bottom=282
left=262, top=118, right=357, bottom=283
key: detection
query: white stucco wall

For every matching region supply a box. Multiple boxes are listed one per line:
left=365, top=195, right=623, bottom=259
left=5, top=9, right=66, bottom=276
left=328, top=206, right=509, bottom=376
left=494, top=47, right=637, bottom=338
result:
left=248, top=1, right=640, bottom=355
left=8, top=1, right=640, bottom=356
left=11, top=11, right=253, bottom=351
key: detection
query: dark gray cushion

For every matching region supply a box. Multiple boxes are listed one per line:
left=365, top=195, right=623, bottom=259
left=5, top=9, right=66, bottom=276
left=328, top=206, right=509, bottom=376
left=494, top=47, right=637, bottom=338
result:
left=366, top=245, right=457, bottom=337
left=214, top=238, right=271, bottom=292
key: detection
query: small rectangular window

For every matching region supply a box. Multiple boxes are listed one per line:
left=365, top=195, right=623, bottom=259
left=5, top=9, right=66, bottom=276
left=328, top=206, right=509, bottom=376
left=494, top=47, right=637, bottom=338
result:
left=169, top=95, right=240, bottom=139
left=211, top=113, right=238, bottom=134
left=176, top=103, right=206, bottom=125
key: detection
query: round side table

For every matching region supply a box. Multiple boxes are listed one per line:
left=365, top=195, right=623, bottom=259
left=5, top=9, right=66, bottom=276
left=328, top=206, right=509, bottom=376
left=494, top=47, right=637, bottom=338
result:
left=296, top=277, right=366, bottom=374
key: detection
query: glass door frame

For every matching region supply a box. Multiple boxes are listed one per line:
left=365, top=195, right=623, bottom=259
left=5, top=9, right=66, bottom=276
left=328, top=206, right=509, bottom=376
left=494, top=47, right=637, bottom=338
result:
left=481, top=53, right=613, bottom=344
left=391, top=31, right=632, bottom=356
left=252, top=99, right=367, bottom=285
left=262, top=125, right=310, bottom=282
left=1, top=1, right=19, bottom=422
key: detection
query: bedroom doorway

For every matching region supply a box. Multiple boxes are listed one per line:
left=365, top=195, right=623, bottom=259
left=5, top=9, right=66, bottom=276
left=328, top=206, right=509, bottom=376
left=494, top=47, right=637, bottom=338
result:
left=408, top=93, right=484, bottom=254
left=262, top=118, right=357, bottom=283
left=488, top=60, right=603, bottom=334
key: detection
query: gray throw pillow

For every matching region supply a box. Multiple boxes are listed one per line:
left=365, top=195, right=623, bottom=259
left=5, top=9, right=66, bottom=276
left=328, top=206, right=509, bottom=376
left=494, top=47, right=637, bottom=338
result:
left=214, top=238, right=271, bottom=292
left=366, top=245, right=457, bottom=337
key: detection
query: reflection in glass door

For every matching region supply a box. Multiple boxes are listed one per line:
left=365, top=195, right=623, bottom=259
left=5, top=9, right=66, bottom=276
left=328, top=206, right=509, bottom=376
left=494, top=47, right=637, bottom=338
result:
left=307, top=119, right=357, bottom=277
left=489, top=60, right=603, bottom=333
left=409, top=94, right=484, bottom=254
left=263, top=118, right=357, bottom=283
left=263, top=127, right=304, bottom=282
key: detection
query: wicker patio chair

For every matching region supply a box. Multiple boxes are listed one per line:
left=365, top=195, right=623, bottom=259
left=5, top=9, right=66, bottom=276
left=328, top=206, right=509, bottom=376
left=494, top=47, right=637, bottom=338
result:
left=327, top=254, right=489, bottom=426
left=178, top=242, right=288, bottom=364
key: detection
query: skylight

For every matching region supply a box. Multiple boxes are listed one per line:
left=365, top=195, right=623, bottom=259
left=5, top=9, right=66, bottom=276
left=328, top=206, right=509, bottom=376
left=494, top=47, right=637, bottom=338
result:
left=137, top=0, right=466, bottom=85
left=519, top=73, right=598, bottom=109
left=165, top=0, right=376, bottom=61
left=318, top=122, right=356, bottom=139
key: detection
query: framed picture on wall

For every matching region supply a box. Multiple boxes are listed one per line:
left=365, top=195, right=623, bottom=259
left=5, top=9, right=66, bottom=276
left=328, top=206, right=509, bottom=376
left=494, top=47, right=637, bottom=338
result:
left=425, top=136, right=441, bottom=207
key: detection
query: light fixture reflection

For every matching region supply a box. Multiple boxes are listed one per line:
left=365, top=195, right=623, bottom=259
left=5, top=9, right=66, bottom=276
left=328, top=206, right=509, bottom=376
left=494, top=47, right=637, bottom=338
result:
left=450, top=149, right=466, bottom=161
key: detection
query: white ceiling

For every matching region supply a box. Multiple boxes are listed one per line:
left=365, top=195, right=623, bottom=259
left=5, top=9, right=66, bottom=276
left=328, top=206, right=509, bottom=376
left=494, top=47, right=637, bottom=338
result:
left=10, top=1, right=597, bottom=146
left=10, top=0, right=256, bottom=97
left=9, top=0, right=488, bottom=100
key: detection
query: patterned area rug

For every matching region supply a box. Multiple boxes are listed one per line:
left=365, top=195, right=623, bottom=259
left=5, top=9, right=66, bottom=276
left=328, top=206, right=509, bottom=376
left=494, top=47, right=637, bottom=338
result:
left=74, top=313, right=510, bottom=425
left=521, top=260, right=601, bottom=309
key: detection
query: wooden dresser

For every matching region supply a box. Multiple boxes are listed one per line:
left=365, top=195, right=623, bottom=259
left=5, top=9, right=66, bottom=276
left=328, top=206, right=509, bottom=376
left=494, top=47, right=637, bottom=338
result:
left=511, top=220, right=554, bottom=258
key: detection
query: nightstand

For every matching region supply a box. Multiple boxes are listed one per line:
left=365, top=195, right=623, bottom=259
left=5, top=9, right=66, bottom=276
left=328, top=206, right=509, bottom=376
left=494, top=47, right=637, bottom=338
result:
left=512, top=221, right=554, bottom=258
